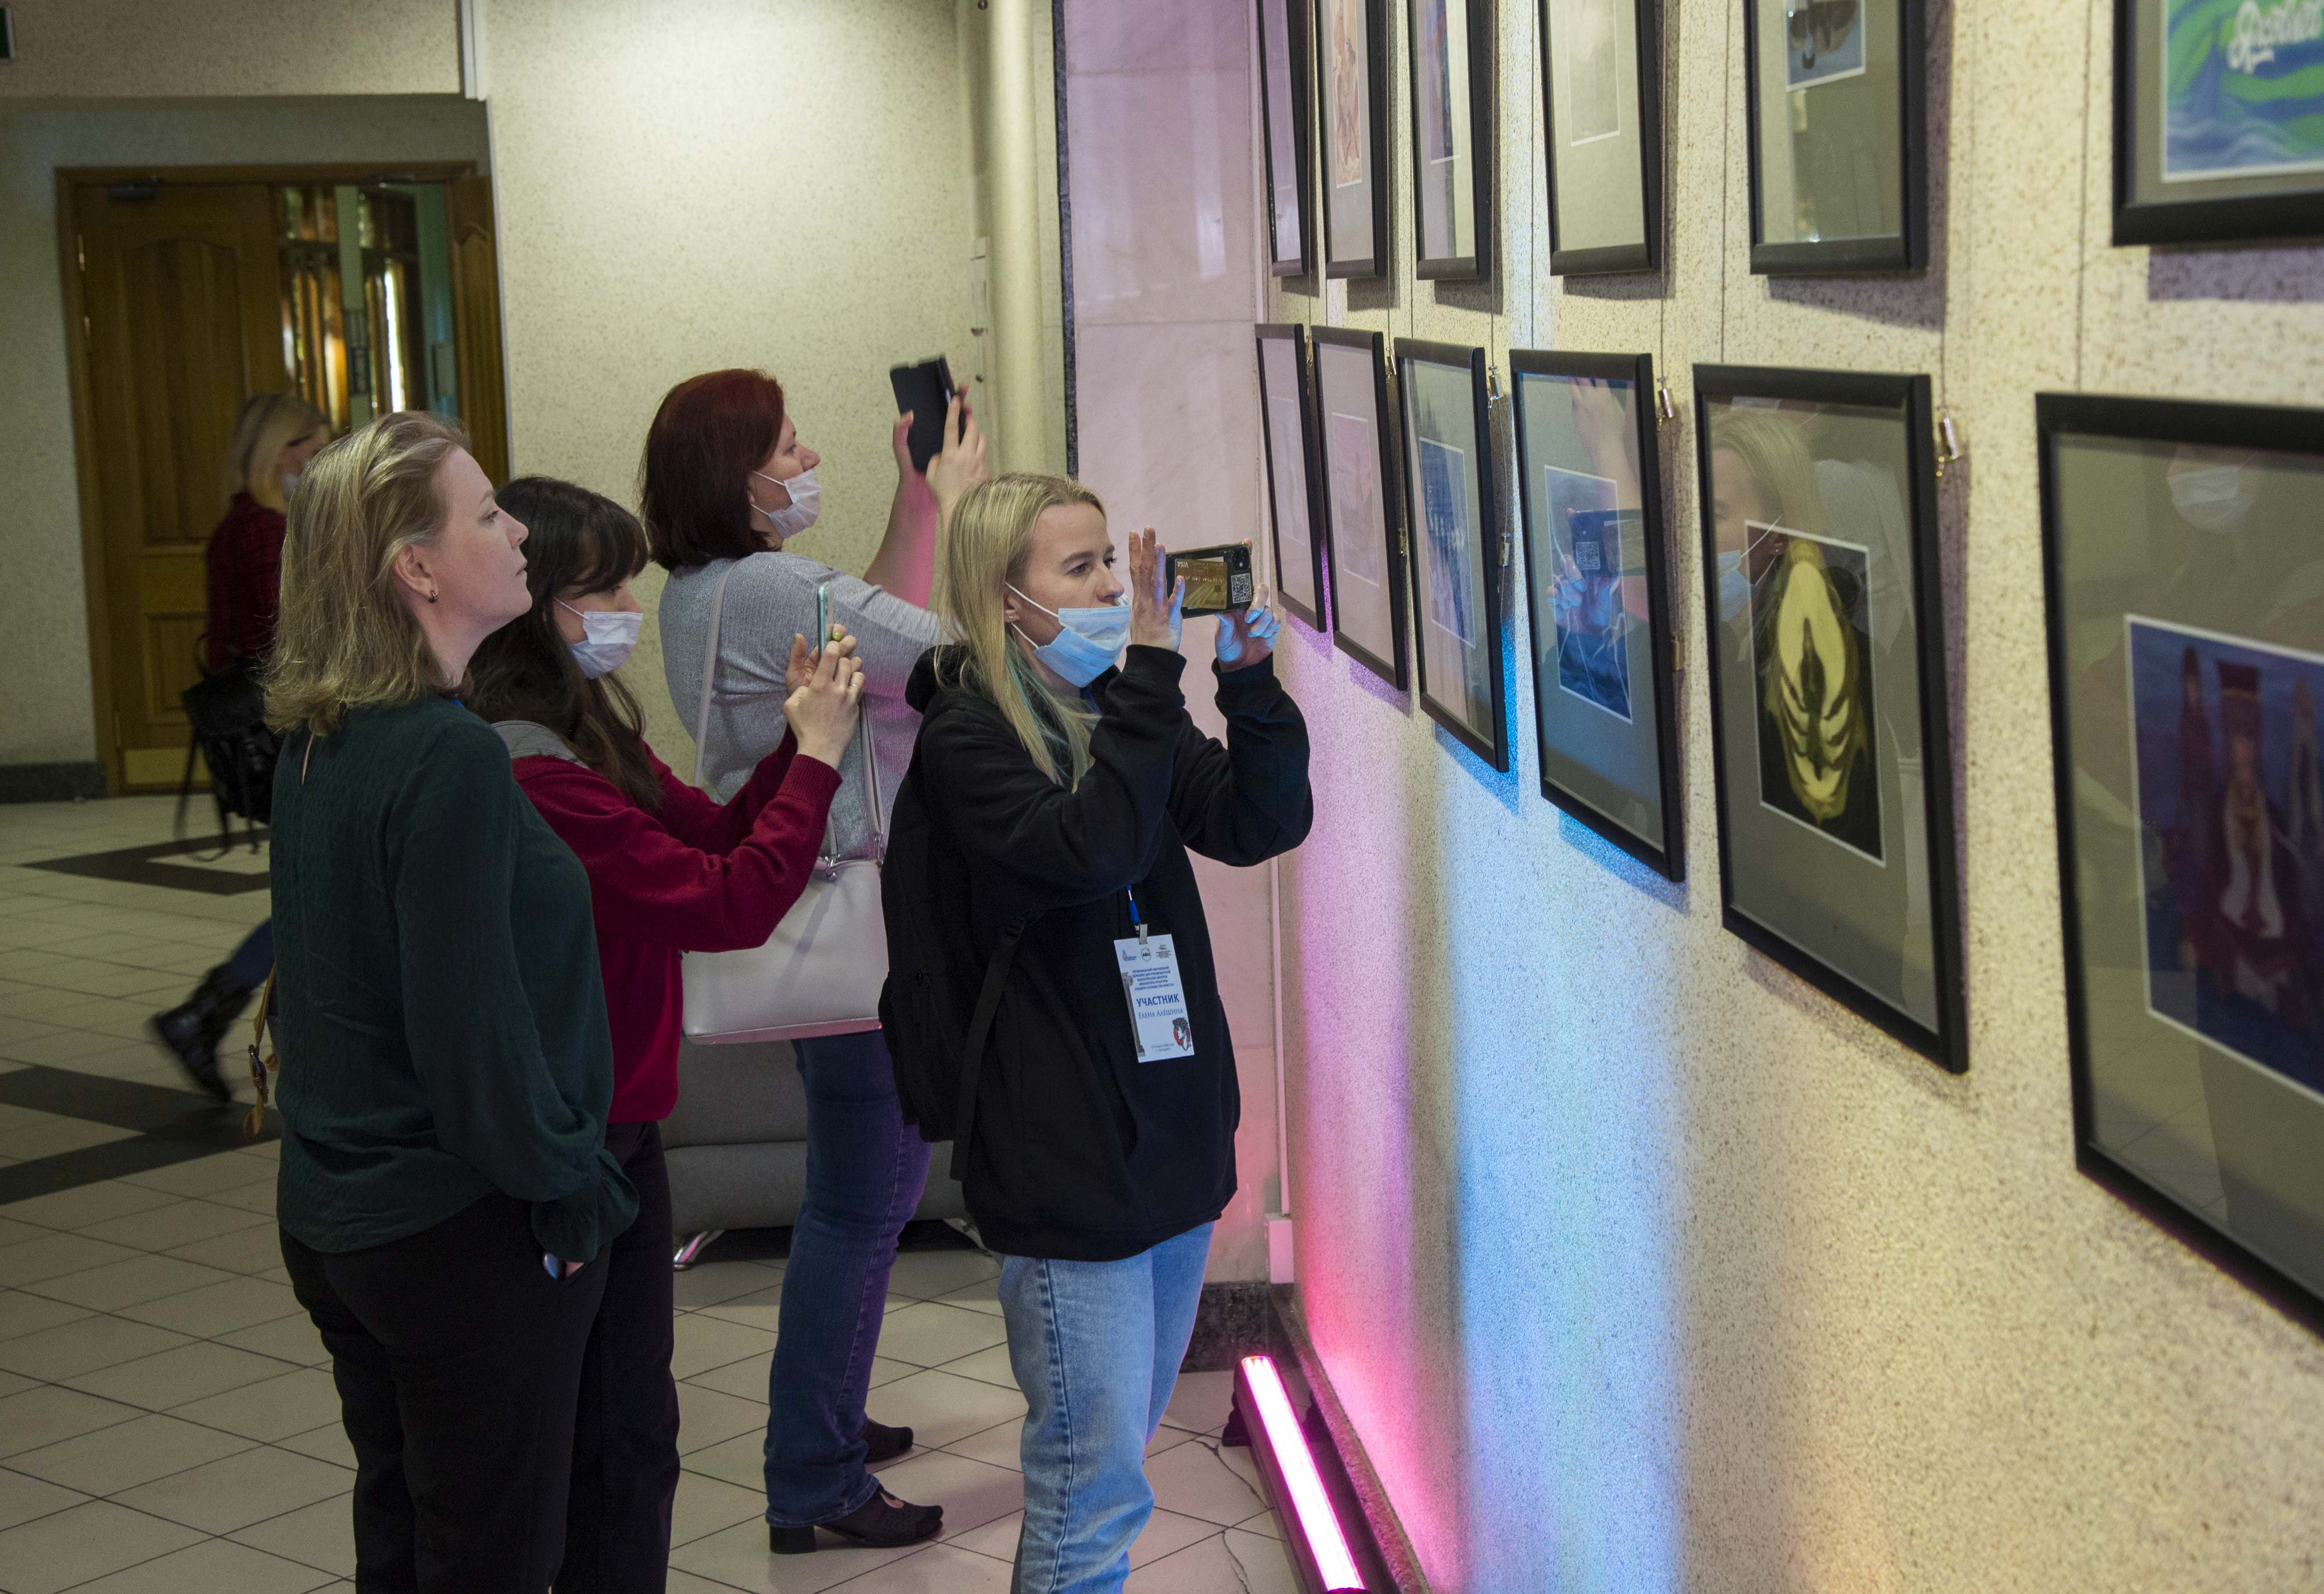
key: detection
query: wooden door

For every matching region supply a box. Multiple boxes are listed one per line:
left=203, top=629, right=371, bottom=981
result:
left=446, top=176, right=510, bottom=486
left=77, top=183, right=288, bottom=789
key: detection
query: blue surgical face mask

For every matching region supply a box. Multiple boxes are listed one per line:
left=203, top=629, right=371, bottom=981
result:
left=558, top=601, right=641, bottom=679
left=1009, top=584, right=1129, bottom=688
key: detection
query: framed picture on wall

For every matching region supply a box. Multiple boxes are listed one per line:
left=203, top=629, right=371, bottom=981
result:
left=1539, top=0, right=1664, bottom=274
left=1260, top=0, right=1317, bottom=275
left=1256, top=324, right=1332, bottom=630
left=1692, top=365, right=1963, bottom=1069
left=1395, top=339, right=1508, bottom=766
left=1315, top=0, right=1391, bottom=278
left=1314, top=325, right=1408, bottom=686
left=1511, top=349, right=1684, bottom=876
left=2112, top=0, right=2324, bottom=246
left=2039, top=393, right=2324, bottom=1333
left=1740, top=0, right=1927, bottom=273
left=1407, top=0, right=1494, bottom=279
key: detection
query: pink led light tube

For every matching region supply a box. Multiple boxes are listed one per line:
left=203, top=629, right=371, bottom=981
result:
left=1237, top=1354, right=1365, bottom=1592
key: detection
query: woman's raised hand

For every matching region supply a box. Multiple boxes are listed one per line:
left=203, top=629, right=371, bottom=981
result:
left=784, top=627, right=865, bottom=766
left=1215, top=580, right=1282, bottom=670
left=924, top=388, right=988, bottom=527
left=1127, top=526, right=1183, bottom=652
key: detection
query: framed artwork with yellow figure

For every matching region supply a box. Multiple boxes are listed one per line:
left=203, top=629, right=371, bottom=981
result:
left=1692, top=365, right=1964, bottom=1071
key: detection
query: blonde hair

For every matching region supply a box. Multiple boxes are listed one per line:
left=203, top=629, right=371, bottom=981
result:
left=266, top=411, right=472, bottom=738
left=226, top=392, right=329, bottom=512
left=1708, top=405, right=1826, bottom=538
left=937, top=473, right=1109, bottom=788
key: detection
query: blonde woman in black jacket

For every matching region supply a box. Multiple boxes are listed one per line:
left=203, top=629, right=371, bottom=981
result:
left=881, top=475, right=1310, bottom=1593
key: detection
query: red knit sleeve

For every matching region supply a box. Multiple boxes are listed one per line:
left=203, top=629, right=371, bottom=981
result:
left=651, top=735, right=809, bottom=855
left=514, top=753, right=844, bottom=954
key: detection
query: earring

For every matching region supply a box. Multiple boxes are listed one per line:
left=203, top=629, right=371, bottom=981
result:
left=426, top=590, right=439, bottom=604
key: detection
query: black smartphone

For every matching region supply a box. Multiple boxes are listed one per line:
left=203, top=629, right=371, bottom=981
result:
left=1164, top=543, right=1256, bottom=617
left=889, top=357, right=957, bottom=473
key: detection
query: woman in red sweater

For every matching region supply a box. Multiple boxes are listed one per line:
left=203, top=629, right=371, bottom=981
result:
left=465, top=475, right=864, bottom=1592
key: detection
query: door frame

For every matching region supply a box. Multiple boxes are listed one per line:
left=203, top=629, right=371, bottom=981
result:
left=57, top=161, right=493, bottom=794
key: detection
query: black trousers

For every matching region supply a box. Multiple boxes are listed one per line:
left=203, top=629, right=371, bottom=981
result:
left=555, top=1120, right=680, bottom=1593
left=283, top=1189, right=611, bottom=1592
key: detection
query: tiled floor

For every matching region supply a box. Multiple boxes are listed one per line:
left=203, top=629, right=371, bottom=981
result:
left=0, top=798, right=1297, bottom=1592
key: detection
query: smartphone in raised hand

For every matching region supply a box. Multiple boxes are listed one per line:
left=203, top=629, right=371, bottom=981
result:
left=890, top=358, right=957, bottom=473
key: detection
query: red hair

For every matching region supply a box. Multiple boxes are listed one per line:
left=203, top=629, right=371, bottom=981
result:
left=640, top=368, right=786, bottom=571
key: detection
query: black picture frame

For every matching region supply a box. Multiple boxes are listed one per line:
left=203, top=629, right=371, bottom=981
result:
left=1509, top=348, right=1684, bottom=877
left=1691, top=363, right=1964, bottom=1070
left=1255, top=323, right=1332, bottom=631
left=2110, top=0, right=2324, bottom=248
left=1539, top=0, right=1665, bottom=275
left=1312, top=325, right=1409, bottom=688
left=1316, top=0, right=1393, bottom=279
left=1740, top=0, right=1928, bottom=274
left=1394, top=338, right=1509, bottom=767
left=2037, top=390, right=2324, bottom=1337
left=1406, top=0, right=1495, bottom=280
left=1259, top=0, right=1318, bottom=276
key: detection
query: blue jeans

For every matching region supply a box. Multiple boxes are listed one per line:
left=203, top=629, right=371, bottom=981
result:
left=762, top=1029, right=930, bottom=1527
left=224, top=921, right=272, bottom=989
left=999, top=1222, right=1214, bottom=1594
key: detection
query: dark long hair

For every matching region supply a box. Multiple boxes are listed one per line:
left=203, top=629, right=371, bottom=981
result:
left=467, top=477, right=664, bottom=812
left=640, top=368, right=785, bottom=571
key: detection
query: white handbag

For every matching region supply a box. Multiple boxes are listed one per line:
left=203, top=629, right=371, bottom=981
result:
left=679, top=565, right=889, bottom=1043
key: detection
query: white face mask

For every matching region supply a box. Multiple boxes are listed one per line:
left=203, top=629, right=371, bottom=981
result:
left=558, top=601, right=642, bottom=679
left=752, top=466, right=822, bottom=540
left=2168, top=465, right=2253, bottom=533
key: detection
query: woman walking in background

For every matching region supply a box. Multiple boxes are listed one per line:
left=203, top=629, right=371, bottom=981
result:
left=149, top=391, right=329, bottom=1098
left=642, top=367, right=982, bottom=1553
left=465, top=476, right=866, bottom=1591
left=264, top=411, right=637, bottom=1592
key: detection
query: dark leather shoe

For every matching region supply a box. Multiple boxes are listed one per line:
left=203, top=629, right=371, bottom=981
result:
left=149, top=966, right=252, bottom=1103
left=861, top=1417, right=913, bottom=1464
left=768, top=1487, right=942, bottom=1555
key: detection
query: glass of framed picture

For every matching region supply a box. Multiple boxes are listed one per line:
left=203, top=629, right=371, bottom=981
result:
left=1314, top=325, right=1408, bottom=687
left=1256, top=324, right=1330, bottom=630
left=1315, top=0, right=1391, bottom=278
left=2113, top=0, right=2324, bottom=246
left=1511, top=350, right=1683, bottom=877
left=2039, top=393, right=2324, bottom=1332
left=1260, top=0, right=1315, bottom=275
left=1396, top=339, right=1508, bottom=767
left=1539, top=0, right=1663, bottom=275
left=1408, top=0, right=1493, bottom=279
left=1692, top=365, right=1963, bottom=1069
left=1741, top=0, right=1927, bottom=272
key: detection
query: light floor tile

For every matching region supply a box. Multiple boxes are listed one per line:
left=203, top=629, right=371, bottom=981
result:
left=274, top=1424, right=356, bottom=1469
left=692, top=1283, right=785, bottom=1335
left=79, top=1197, right=270, bottom=1253
left=120, top=1154, right=275, bottom=1198
left=62, top=1535, right=338, bottom=1594
left=215, top=1312, right=331, bottom=1366
left=9, top=1411, right=256, bottom=1495
left=883, top=1249, right=1001, bottom=1304
left=29, top=1251, right=243, bottom=1312
left=682, top=1348, right=772, bottom=1403
left=873, top=1302, right=1010, bottom=1370
left=665, top=1514, right=932, bottom=1593
left=827, top=1543, right=1014, bottom=1592
left=1159, top=1369, right=1234, bottom=1437
left=672, top=1259, right=781, bottom=1309
left=168, top=1366, right=343, bottom=1441
left=934, top=1283, right=1005, bottom=1317
left=870, top=1448, right=1023, bottom=1537
left=114, top=1446, right=351, bottom=1534
left=0, top=1464, right=90, bottom=1531
left=935, top=1342, right=1017, bottom=1390
left=0, top=1384, right=147, bottom=1458
left=227, top=1492, right=356, bottom=1579
left=66, top=1339, right=299, bottom=1410
left=0, top=1179, right=180, bottom=1232
left=201, top=1177, right=280, bottom=1216
left=678, top=1430, right=772, bottom=1491
left=0, top=1229, right=145, bottom=1288
left=669, top=1469, right=767, bottom=1549
left=670, top=1311, right=781, bottom=1380
left=863, top=1370, right=1028, bottom=1452
left=118, top=1274, right=302, bottom=1338
left=0, top=1312, right=192, bottom=1382
left=0, top=1214, right=50, bottom=1247
left=168, top=1225, right=290, bottom=1275
left=0, top=1287, right=94, bottom=1342
left=941, top=1417, right=1023, bottom=1473
left=0, top=1496, right=207, bottom=1594
left=1124, top=1527, right=1300, bottom=1593
left=1144, top=1438, right=1267, bottom=1528
left=675, top=1379, right=770, bottom=1453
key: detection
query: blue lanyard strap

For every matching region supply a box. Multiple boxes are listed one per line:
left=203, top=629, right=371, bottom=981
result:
left=1125, top=885, right=1148, bottom=942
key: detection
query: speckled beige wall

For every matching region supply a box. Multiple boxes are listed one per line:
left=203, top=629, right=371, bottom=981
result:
left=1260, top=1, right=2324, bottom=1589
left=0, top=0, right=461, bottom=98
left=479, top=0, right=977, bottom=766
left=0, top=97, right=491, bottom=769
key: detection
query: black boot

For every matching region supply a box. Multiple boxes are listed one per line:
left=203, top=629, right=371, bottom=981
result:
left=149, top=966, right=253, bottom=1103
left=768, top=1487, right=943, bottom=1555
left=861, top=1417, right=914, bottom=1464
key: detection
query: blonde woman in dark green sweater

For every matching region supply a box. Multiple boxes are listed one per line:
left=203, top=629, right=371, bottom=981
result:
left=264, top=410, right=637, bottom=1593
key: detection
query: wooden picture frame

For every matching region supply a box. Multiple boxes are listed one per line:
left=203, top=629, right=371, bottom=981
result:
left=1509, top=348, right=1684, bottom=875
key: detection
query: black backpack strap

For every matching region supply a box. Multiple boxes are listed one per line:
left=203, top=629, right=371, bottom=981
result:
left=947, top=913, right=1033, bottom=1186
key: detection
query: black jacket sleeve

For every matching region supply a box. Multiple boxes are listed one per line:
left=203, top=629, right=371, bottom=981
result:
left=1161, top=655, right=1313, bottom=867
left=916, top=645, right=1193, bottom=909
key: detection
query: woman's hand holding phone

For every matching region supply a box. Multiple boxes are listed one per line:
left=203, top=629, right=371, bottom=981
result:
left=925, top=389, right=988, bottom=529
left=784, top=625, right=866, bottom=766
left=1215, top=583, right=1281, bottom=670
left=1127, top=527, right=1183, bottom=653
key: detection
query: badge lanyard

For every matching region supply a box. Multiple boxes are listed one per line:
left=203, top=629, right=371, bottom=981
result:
left=1116, top=883, right=1194, bottom=1061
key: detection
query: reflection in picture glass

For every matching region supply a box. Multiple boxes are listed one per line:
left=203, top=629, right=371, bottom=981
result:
left=1746, top=519, right=1884, bottom=863
left=1330, top=0, right=1366, bottom=187
left=1545, top=466, right=1631, bottom=720
left=1561, top=0, right=1624, bottom=144
left=1414, top=0, right=1474, bottom=260
left=1267, top=389, right=1318, bottom=613
left=1785, top=0, right=1864, bottom=88
left=1330, top=410, right=1385, bottom=588
left=2129, top=616, right=2324, bottom=1097
left=1261, top=0, right=1305, bottom=261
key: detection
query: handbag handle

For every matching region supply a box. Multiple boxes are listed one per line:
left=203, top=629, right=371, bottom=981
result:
left=691, top=561, right=886, bottom=862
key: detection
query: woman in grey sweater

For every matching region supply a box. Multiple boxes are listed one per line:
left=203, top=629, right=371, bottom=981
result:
left=641, top=367, right=982, bottom=1554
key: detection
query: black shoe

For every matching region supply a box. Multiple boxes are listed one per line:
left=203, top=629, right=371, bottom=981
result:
left=768, top=1487, right=942, bottom=1555
left=149, top=965, right=253, bottom=1104
left=861, top=1417, right=914, bottom=1465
